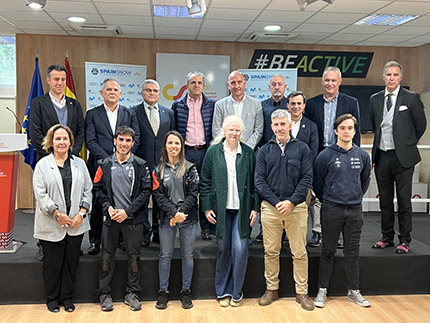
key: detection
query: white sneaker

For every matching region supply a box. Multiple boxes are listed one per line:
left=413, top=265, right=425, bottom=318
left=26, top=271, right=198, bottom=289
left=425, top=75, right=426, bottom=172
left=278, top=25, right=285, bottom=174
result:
left=347, top=290, right=371, bottom=307
left=314, top=288, right=327, bottom=308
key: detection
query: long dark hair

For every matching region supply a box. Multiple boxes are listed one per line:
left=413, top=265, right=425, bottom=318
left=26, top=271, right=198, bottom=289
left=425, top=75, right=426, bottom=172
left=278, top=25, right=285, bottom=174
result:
left=159, top=130, right=187, bottom=179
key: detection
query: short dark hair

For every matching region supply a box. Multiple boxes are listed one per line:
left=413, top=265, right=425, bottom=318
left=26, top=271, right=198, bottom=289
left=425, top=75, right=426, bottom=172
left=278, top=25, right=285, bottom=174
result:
left=115, top=125, right=135, bottom=139
left=287, top=90, right=306, bottom=104
left=47, top=64, right=67, bottom=78
left=333, top=113, right=358, bottom=130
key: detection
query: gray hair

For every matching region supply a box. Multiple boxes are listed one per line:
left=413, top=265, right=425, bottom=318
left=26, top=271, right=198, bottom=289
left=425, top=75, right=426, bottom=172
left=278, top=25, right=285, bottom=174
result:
left=47, top=64, right=67, bottom=78
left=383, top=61, right=403, bottom=75
left=187, top=71, right=205, bottom=84
left=271, top=109, right=292, bottom=123
left=270, top=75, right=285, bottom=83
left=322, top=66, right=342, bottom=80
left=142, top=79, right=160, bottom=90
left=211, top=115, right=245, bottom=145
left=102, top=78, right=121, bottom=90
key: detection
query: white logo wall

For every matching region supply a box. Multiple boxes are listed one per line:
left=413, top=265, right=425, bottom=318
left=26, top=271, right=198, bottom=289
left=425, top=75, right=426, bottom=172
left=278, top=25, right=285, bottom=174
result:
left=156, top=53, right=230, bottom=108
left=85, top=62, right=147, bottom=111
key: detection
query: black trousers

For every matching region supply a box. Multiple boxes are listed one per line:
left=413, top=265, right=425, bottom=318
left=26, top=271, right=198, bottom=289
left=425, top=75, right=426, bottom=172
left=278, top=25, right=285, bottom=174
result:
left=40, top=234, right=84, bottom=306
left=185, top=146, right=209, bottom=231
left=375, top=149, right=414, bottom=243
left=89, top=191, right=103, bottom=245
left=318, top=202, right=363, bottom=290
left=99, top=220, right=143, bottom=296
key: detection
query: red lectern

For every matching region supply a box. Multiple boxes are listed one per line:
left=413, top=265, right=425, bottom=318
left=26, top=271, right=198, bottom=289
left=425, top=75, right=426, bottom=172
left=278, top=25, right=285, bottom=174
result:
left=0, top=134, right=26, bottom=251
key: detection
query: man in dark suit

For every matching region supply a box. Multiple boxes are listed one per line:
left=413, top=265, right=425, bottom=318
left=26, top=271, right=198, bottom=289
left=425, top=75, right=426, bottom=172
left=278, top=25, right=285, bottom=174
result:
left=287, top=91, right=321, bottom=247
left=133, top=79, right=175, bottom=246
left=29, top=63, right=85, bottom=261
left=370, top=61, right=426, bottom=254
left=260, top=75, right=289, bottom=147
left=29, top=64, right=84, bottom=163
left=85, top=78, right=140, bottom=255
left=172, top=71, right=215, bottom=240
left=304, top=66, right=361, bottom=249
left=304, top=66, right=361, bottom=154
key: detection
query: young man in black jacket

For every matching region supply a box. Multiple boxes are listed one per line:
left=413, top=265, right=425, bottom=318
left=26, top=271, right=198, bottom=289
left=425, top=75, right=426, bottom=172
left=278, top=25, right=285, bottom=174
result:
left=313, top=114, right=371, bottom=308
left=94, top=126, right=151, bottom=312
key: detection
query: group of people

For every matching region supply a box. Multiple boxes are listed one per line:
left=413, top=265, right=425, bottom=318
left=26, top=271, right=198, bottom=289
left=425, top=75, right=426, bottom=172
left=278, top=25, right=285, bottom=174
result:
left=30, top=60, right=426, bottom=313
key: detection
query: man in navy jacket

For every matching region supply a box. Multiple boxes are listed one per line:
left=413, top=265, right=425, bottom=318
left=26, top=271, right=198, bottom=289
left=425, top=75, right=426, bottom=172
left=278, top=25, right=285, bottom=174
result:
left=304, top=66, right=360, bottom=153
left=172, top=71, right=215, bottom=240
left=255, top=109, right=314, bottom=311
left=313, top=114, right=371, bottom=308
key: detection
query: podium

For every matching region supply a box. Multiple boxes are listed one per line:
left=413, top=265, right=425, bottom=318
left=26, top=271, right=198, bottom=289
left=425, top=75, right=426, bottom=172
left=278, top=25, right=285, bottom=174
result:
left=0, top=134, right=27, bottom=251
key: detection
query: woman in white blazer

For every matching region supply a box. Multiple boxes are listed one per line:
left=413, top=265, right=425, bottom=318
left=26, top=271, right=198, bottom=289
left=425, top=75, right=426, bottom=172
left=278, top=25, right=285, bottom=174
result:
left=33, top=124, right=92, bottom=313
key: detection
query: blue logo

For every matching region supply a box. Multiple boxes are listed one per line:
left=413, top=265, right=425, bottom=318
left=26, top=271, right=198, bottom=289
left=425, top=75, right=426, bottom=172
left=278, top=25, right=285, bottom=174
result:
left=91, top=68, right=98, bottom=75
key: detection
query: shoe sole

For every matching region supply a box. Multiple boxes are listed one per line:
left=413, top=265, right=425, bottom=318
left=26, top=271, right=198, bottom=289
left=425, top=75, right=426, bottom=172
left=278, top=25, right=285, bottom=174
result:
left=181, top=303, right=193, bottom=309
left=155, top=304, right=168, bottom=310
left=307, top=243, right=321, bottom=247
left=314, top=302, right=326, bottom=308
left=347, top=297, right=371, bottom=307
left=124, top=301, right=141, bottom=311
left=101, top=306, right=113, bottom=311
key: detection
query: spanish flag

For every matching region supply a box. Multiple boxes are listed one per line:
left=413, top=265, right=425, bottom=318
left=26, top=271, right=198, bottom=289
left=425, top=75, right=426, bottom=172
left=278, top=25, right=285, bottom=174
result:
left=65, top=56, right=86, bottom=161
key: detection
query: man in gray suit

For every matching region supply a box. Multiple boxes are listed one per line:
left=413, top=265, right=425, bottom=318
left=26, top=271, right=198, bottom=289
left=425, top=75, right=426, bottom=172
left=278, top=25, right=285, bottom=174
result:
left=212, top=70, right=263, bottom=149
left=370, top=61, right=426, bottom=254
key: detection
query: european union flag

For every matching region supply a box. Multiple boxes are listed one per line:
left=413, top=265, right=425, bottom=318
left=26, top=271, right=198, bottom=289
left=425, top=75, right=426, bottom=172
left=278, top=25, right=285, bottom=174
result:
left=21, top=57, right=44, bottom=169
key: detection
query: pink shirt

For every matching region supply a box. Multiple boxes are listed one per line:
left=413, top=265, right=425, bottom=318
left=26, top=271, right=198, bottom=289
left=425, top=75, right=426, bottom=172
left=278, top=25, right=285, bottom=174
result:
left=185, top=95, right=206, bottom=146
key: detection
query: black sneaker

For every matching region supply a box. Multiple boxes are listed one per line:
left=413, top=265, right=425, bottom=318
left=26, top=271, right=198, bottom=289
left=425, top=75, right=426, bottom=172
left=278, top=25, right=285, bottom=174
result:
left=155, top=291, right=168, bottom=309
left=255, top=231, right=263, bottom=243
left=337, top=236, right=344, bottom=249
left=307, top=232, right=322, bottom=247
left=88, top=243, right=100, bottom=255
left=180, top=290, right=193, bottom=309
left=124, top=292, right=141, bottom=311
left=201, top=229, right=211, bottom=240
left=100, top=294, right=113, bottom=311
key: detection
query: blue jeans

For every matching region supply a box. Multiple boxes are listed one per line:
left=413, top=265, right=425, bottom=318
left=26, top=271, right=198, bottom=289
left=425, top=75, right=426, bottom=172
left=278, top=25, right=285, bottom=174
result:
left=158, top=217, right=197, bottom=292
left=215, top=209, right=249, bottom=302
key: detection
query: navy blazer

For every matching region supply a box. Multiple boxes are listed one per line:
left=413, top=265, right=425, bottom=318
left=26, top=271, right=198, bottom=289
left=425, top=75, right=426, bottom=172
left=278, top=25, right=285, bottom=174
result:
left=29, top=93, right=85, bottom=162
left=85, top=104, right=140, bottom=177
left=305, top=92, right=361, bottom=153
left=133, top=103, right=175, bottom=170
left=294, top=116, right=319, bottom=163
left=370, top=87, right=426, bottom=168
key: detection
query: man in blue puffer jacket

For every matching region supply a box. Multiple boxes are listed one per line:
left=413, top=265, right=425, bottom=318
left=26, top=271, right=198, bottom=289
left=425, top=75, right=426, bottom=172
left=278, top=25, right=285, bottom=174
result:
left=172, top=71, right=215, bottom=240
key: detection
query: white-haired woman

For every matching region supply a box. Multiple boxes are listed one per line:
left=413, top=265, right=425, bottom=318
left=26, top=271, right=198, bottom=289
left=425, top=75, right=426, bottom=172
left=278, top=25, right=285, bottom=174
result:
left=200, top=115, right=259, bottom=307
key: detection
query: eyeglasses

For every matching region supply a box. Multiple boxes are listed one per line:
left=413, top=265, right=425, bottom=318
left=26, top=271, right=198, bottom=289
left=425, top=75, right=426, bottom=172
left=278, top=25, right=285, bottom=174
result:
left=143, top=88, right=160, bottom=93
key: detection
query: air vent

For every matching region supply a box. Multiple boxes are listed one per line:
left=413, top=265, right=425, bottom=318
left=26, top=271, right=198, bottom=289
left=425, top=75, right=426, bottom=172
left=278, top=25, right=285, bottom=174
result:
left=69, top=24, right=123, bottom=36
left=247, top=32, right=296, bottom=42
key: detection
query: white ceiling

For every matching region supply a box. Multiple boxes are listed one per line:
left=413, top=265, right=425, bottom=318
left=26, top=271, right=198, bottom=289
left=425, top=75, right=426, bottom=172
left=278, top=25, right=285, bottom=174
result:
left=1, top=0, right=430, bottom=47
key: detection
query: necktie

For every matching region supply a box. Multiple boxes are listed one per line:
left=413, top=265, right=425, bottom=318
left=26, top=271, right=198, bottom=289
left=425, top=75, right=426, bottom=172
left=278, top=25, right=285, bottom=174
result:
left=149, top=106, right=158, bottom=135
left=386, top=93, right=393, bottom=111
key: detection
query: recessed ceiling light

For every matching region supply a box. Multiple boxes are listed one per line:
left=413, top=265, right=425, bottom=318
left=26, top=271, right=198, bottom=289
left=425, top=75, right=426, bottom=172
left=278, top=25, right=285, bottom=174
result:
left=68, top=16, right=87, bottom=23
left=355, top=14, right=419, bottom=26
left=264, top=25, right=282, bottom=32
left=25, top=0, right=46, bottom=10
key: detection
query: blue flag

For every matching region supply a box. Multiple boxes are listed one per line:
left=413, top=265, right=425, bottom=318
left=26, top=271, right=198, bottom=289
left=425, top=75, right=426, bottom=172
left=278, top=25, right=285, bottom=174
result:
left=21, top=57, right=44, bottom=169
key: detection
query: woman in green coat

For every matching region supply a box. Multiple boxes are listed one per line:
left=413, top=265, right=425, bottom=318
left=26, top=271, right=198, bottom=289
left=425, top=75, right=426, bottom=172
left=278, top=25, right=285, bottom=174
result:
left=200, top=115, right=259, bottom=307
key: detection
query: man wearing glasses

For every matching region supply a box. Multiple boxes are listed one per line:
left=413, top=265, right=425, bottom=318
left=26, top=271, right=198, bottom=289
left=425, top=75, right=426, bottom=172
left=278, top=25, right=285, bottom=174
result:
left=133, top=79, right=175, bottom=247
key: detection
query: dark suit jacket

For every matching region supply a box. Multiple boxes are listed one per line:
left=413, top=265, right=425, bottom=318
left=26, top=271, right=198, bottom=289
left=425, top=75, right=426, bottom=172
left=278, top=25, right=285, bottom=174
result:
left=305, top=92, right=361, bottom=153
left=294, top=116, right=319, bottom=163
left=133, top=103, right=175, bottom=170
left=370, top=87, right=427, bottom=168
left=29, top=93, right=85, bottom=162
left=85, top=104, right=140, bottom=177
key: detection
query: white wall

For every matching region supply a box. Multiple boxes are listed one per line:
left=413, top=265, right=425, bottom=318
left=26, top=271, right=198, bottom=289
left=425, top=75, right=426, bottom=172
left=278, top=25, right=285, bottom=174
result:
left=0, top=97, right=17, bottom=133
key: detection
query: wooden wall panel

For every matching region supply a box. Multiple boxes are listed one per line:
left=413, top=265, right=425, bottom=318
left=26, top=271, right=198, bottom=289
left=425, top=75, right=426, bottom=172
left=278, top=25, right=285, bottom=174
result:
left=15, top=34, right=429, bottom=208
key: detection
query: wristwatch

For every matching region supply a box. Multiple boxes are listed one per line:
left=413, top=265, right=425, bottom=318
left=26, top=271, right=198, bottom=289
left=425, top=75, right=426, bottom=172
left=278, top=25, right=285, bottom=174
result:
left=55, top=212, right=61, bottom=221
left=79, top=211, right=87, bottom=219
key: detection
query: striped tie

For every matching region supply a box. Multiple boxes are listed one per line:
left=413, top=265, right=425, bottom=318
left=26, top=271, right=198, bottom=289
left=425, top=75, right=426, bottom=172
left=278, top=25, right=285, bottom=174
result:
left=149, top=106, right=158, bottom=135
